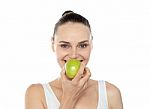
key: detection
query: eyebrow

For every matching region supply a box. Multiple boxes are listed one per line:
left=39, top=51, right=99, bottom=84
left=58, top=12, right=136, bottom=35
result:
left=59, top=40, right=89, bottom=44
left=59, top=41, right=69, bottom=44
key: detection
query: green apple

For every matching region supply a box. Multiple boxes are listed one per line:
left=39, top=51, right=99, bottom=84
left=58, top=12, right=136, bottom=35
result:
left=65, top=59, right=81, bottom=79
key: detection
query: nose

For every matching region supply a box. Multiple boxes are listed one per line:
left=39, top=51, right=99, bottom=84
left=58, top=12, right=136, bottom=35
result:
left=69, top=47, right=78, bottom=59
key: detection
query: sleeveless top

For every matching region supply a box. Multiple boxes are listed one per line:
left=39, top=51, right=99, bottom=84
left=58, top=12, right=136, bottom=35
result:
left=42, top=80, right=108, bottom=109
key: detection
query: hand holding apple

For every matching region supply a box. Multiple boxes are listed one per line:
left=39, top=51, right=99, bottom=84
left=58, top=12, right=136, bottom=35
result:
left=60, top=60, right=91, bottom=108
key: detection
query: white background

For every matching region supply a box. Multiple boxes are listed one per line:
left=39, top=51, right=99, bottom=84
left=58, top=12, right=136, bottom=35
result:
left=0, top=0, right=150, bottom=109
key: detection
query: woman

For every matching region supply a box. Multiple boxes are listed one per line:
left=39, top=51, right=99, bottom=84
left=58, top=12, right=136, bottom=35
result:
left=25, top=10, right=123, bottom=109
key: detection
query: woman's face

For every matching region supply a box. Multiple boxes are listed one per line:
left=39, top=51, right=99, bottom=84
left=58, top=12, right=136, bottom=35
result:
left=52, top=22, right=93, bottom=68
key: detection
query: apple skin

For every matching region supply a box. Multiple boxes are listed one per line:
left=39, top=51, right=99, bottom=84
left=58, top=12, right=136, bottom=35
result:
left=65, top=59, right=81, bottom=79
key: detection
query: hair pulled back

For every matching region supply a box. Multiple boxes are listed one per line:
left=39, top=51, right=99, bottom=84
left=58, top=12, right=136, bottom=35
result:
left=52, top=10, right=92, bottom=41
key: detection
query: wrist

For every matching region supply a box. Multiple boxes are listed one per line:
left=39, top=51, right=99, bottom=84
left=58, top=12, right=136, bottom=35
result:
left=59, top=95, right=77, bottom=109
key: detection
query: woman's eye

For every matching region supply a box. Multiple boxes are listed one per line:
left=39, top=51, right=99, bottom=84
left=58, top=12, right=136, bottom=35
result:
left=60, top=44, right=70, bottom=48
left=79, top=44, right=88, bottom=48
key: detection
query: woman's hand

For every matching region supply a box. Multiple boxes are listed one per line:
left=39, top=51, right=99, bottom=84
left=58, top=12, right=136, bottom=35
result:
left=59, top=62, right=91, bottom=109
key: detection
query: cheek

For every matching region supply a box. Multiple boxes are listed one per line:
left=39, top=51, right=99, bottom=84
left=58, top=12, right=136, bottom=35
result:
left=55, top=49, right=66, bottom=68
left=80, top=51, right=91, bottom=66
left=80, top=48, right=92, bottom=59
left=82, top=52, right=90, bottom=58
left=55, top=48, right=67, bottom=59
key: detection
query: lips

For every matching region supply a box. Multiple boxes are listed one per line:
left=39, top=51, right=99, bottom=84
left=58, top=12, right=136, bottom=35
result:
left=64, top=60, right=83, bottom=63
left=80, top=60, right=83, bottom=62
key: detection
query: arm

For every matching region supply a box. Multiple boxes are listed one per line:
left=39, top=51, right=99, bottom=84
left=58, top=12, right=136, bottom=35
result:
left=106, top=82, right=123, bottom=109
left=25, top=84, right=46, bottom=109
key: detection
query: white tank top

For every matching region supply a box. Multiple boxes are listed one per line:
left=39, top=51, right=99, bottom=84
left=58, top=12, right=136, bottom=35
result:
left=42, top=80, right=108, bottom=109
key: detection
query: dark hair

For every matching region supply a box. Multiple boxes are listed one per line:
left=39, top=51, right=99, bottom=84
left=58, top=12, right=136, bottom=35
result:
left=52, top=10, right=92, bottom=41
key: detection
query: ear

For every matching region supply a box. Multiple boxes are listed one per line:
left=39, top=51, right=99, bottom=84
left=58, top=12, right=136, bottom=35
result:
left=90, top=35, right=93, bottom=50
left=51, top=36, right=55, bottom=52
left=51, top=41, right=55, bottom=52
left=90, top=40, right=93, bottom=50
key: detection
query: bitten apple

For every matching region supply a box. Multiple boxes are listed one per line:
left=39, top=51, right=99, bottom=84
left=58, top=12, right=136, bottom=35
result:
left=65, top=59, right=81, bottom=79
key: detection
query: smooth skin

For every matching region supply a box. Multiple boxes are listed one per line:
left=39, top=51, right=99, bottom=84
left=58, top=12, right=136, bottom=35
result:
left=25, top=22, right=123, bottom=109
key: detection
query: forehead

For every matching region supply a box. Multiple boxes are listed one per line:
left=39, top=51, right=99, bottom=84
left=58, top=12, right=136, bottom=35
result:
left=55, top=22, right=91, bottom=42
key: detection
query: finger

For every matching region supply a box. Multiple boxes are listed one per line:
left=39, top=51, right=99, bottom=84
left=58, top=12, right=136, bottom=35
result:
left=80, top=67, right=91, bottom=84
left=72, top=62, right=85, bottom=82
left=79, top=80, right=88, bottom=94
left=60, top=66, right=68, bottom=80
left=83, top=81, right=88, bottom=90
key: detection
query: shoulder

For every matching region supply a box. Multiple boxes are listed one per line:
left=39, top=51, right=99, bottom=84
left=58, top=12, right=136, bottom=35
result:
left=25, top=83, right=44, bottom=97
left=105, top=81, right=121, bottom=97
left=25, top=83, right=46, bottom=109
left=105, top=81, right=123, bottom=109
